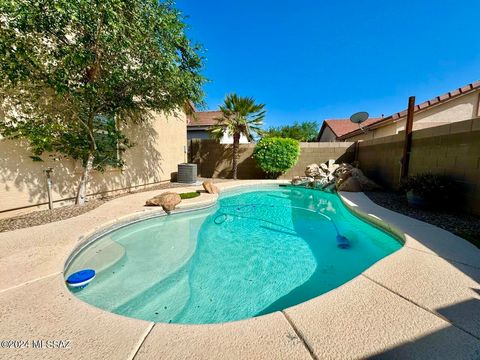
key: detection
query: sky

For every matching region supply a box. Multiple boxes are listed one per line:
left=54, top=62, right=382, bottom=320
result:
left=176, top=0, right=480, bottom=129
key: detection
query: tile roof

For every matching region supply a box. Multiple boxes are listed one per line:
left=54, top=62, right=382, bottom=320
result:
left=337, top=80, right=480, bottom=140
left=187, top=110, right=223, bottom=127
left=322, top=117, right=383, bottom=137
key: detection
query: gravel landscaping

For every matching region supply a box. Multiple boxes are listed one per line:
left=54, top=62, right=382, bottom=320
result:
left=0, top=182, right=187, bottom=233
left=365, top=191, right=480, bottom=248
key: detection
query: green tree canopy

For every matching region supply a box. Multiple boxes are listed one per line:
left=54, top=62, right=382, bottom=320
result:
left=264, top=121, right=319, bottom=142
left=0, top=0, right=205, bottom=204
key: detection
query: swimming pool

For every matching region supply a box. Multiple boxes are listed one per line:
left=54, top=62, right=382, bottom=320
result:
left=65, top=185, right=402, bottom=324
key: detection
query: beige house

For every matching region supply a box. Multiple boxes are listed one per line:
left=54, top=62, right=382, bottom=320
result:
left=318, top=81, right=480, bottom=142
left=187, top=110, right=250, bottom=144
left=0, top=109, right=190, bottom=216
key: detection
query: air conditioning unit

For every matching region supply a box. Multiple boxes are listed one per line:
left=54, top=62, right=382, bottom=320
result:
left=177, top=163, right=197, bottom=183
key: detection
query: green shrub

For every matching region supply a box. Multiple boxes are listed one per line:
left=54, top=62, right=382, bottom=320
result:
left=179, top=192, right=200, bottom=199
left=400, top=173, right=454, bottom=202
left=253, top=137, right=300, bottom=178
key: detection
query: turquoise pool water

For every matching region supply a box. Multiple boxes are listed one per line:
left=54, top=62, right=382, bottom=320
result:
left=66, top=185, right=402, bottom=324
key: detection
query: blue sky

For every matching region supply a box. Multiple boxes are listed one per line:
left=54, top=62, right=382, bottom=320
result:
left=176, top=0, right=480, bottom=129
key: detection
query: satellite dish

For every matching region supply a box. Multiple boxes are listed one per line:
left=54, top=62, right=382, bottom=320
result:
left=350, top=111, right=369, bottom=124
left=350, top=111, right=369, bottom=133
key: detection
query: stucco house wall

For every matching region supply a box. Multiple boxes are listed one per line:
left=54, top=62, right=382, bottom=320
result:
left=346, top=90, right=480, bottom=141
left=318, top=126, right=337, bottom=142
left=0, top=110, right=187, bottom=215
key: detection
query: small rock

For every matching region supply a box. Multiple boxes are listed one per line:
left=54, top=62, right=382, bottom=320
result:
left=145, top=192, right=181, bottom=212
left=202, top=180, right=219, bottom=194
left=305, top=164, right=321, bottom=177
left=319, top=163, right=330, bottom=174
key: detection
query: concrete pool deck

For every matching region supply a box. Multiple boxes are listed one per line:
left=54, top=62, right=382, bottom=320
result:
left=0, top=180, right=479, bottom=359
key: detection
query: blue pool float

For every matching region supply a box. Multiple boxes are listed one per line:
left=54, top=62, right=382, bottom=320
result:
left=66, top=269, right=96, bottom=289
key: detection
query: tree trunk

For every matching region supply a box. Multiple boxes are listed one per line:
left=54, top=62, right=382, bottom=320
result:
left=232, top=132, right=240, bottom=180
left=75, top=153, right=95, bottom=206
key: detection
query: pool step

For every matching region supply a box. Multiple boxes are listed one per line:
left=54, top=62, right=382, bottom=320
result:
left=73, top=211, right=208, bottom=312
left=66, top=237, right=126, bottom=277
left=112, top=264, right=191, bottom=322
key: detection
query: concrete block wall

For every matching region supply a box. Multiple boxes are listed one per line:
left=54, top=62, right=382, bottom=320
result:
left=280, top=142, right=355, bottom=179
left=189, top=140, right=355, bottom=180
left=358, top=118, right=480, bottom=215
left=357, top=134, right=404, bottom=188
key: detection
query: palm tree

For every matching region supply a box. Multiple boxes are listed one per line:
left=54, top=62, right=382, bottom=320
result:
left=211, top=94, right=265, bottom=179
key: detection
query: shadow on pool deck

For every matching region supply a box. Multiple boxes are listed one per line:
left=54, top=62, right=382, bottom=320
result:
left=339, top=192, right=480, bottom=358
left=369, top=324, right=480, bottom=359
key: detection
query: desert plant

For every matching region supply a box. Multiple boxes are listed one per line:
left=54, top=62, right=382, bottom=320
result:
left=210, top=94, right=265, bottom=179
left=400, top=173, right=454, bottom=203
left=253, top=137, right=300, bottom=178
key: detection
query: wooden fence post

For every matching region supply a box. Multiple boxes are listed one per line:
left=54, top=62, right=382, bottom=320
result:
left=401, top=96, right=416, bottom=179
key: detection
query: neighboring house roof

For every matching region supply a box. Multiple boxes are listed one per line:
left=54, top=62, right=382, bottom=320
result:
left=319, top=117, right=382, bottom=139
left=336, top=80, right=480, bottom=140
left=187, top=110, right=223, bottom=127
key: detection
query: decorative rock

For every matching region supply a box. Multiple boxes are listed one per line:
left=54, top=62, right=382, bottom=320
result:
left=350, top=168, right=380, bottom=191
left=305, top=164, right=321, bottom=178
left=333, top=163, right=353, bottom=174
left=202, top=180, right=219, bottom=194
left=293, top=159, right=379, bottom=192
left=291, top=177, right=303, bottom=186
left=337, top=177, right=362, bottom=192
left=329, top=164, right=340, bottom=173
left=312, top=178, right=328, bottom=189
left=319, top=163, right=330, bottom=174
left=323, top=182, right=337, bottom=193
left=292, top=176, right=313, bottom=186
left=145, top=192, right=181, bottom=212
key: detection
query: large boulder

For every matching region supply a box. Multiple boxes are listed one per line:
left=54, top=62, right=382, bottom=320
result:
left=202, top=180, right=219, bottom=194
left=333, top=163, right=354, bottom=178
left=305, top=164, right=321, bottom=178
left=349, top=168, right=380, bottom=191
left=145, top=192, right=181, bottom=212
left=337, top=177, right=362, bottom=192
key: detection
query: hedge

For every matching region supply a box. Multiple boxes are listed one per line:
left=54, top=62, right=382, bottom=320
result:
left=253, top=137, right=300, bottom=178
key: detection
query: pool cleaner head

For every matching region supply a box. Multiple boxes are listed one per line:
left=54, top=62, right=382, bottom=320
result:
left=66, top=269, right=96, bottom=289
left=336, top=235, right=350, bottom=249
